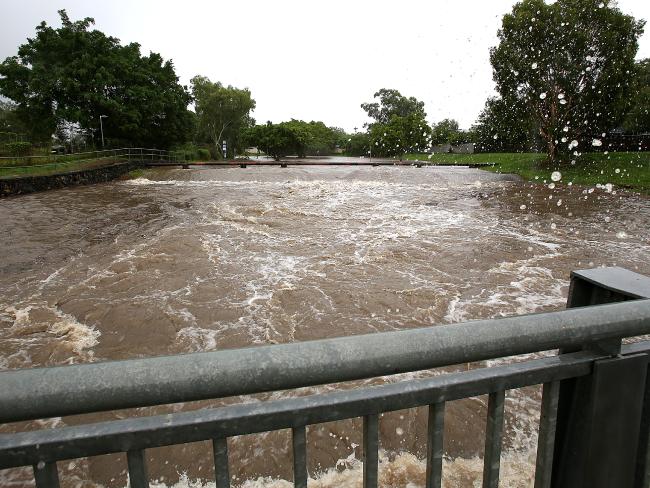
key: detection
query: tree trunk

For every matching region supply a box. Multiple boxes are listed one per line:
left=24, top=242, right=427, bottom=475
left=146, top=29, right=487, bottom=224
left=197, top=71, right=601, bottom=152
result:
left=539, top=125, right=557, bottom=164
left=546, top=139, right=557, bottom=163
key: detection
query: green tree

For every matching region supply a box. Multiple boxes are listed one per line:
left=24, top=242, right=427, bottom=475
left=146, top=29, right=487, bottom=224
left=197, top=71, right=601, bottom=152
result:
left=306, top=121, right=340, bottom=155
left=278, top=120, right=312, bottom=158
left=191, top=76, right=256, bottom=159
left=368, top=114, right=431, bottom=158
left=277, top=120, right=342, bottom=156
left=361, top=88, right=426, bottom=124
left=344, top=132, right=371, bottom=156
left=361, top=89, right=431, bottom=158
left=431, top=119, right=460, bottom=146
left=0, top=101, right=27, bottom=143
left=247, top=122, right=302, bottom=161
left=490, top=0, right=644, bottom=162
left=622, top=58, right=650, bottom=134
left=472, top=97, right=536, bottom=152
left=0, top=10, right=193, bottom=148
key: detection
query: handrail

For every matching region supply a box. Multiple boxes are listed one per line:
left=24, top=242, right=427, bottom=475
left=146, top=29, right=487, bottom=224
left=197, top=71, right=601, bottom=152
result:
left=1, top=298, right=649, bottom=423
left=0, top=345, right=625, bottom=469
left=0, top=147, right=179, bottom=169
left=0, top=147, right=171, bottom=160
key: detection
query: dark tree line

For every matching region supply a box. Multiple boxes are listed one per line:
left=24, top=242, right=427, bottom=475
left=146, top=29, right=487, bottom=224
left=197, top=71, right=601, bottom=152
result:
left=475, top=0, right=646, bottom=161
left=246, top=120, right=346, bottom=160
left=0, top=10, right=193, bottom=149
left=1, top=3, right=647, bottom=162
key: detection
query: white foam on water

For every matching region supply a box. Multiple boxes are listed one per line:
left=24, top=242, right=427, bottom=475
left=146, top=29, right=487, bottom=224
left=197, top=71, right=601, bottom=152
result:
left=1, top=303, right=100, bottom=368
left=444, top=253, right=566, bottom=324
left=125, top=177, right=180, bottom=186
left=48, top=317, right=101, bottom=355
left=142, top=450, right=536, bottom=488
left=176, top=326, right=221, bottom=351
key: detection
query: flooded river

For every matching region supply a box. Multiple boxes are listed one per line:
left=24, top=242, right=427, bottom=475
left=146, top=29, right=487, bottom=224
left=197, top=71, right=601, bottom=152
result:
left=1, top=163, right=650, bottom=487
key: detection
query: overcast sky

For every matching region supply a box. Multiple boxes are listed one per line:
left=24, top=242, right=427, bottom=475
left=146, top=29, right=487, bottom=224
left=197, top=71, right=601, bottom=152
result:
left=2, top=0, right=649, bottom=132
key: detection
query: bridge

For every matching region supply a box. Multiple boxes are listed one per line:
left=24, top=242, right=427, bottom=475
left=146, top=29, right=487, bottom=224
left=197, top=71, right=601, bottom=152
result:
left=1, top=267, right=650, bottom=488
left=143, top=159, right=495, bottom=169
left=0, top=148, right=494, bottom=174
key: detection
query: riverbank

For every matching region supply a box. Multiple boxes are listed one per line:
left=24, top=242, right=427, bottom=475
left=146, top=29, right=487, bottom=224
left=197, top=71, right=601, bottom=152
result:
left=404, top=152, right=650, bottom=194
left=0, top=156, right=127, bottom=178
left=0, top=160, right=142, bottom=197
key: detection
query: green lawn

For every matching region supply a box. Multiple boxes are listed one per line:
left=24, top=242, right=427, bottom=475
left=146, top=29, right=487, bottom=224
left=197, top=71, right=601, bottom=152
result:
left=405, top=152, right=650, bottom=194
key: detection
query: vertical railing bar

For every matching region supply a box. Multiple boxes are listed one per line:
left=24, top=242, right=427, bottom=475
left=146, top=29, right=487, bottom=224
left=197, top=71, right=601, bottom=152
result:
left=292, top=426, right=308, bottom=488
left=634, top=364, right=650, bottom=488
left=127, top=449, right=149, bottom=488
left=642, top=433, right=650, bottom=488
left=363, top=413, right=379, bottom=488
left=33, top=461, right=60, bottom=488
left=426, top=402, right=446, bottom=488
left=482, top=390, right=506, bottom=488
left=212, top=437, right=230, bottom=488
left=534, top=381, right=560, bottom=488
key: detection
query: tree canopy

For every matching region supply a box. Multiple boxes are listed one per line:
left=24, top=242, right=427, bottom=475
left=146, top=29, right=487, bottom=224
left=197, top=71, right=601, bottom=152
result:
left=432, top=119, right=470, bottom=146
left=368, top=114, right=431, bottom=158
left=472, top=97, right=535, bottom=152
left=0, top=101, right=27, bottom=143
left=361, top=88, right=426, bottom=125
left=191, top=75, right=255, bottom=159
left=622, top=58, right=650, bottom=134
left=279, top=120, right=342, bottom=157
left=361, top=89, right=430, bottom=158
left=344, top=132, right=371, bottom=156
left=247, top=120, right=344, bottom=160
left=0, top=10, right=193, bottom=148
left=247, top=122, right=302, bottom=161
left=490, top=0, right=644, bottom=161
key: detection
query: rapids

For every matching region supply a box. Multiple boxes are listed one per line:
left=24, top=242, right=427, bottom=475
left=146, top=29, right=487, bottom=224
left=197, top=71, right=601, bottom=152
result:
left=1, top=163, right=649, bottom=487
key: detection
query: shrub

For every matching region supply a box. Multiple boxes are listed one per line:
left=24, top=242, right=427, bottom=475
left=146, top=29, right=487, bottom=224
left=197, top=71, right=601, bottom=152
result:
left=197, top=148, right=211, bottom=160
left=208, top=146, right=220, bottom=160
left=6, top=141, right=32, bottom=157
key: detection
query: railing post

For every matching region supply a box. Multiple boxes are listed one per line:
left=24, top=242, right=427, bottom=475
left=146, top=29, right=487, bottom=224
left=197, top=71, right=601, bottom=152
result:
left=551, top=268, right=650, bottom=488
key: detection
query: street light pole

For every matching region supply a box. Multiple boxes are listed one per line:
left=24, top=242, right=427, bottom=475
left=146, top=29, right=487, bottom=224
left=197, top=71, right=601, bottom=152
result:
left=99, top=115, right=108, bottom=149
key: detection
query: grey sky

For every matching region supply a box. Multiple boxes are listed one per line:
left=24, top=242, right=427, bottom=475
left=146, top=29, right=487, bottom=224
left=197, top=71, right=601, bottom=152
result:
left=2, top=0, right=649, bottom=132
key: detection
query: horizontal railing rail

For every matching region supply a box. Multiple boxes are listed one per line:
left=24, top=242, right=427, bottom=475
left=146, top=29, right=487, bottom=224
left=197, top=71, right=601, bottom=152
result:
left=0, top=147, right=181, bottom=170
left=0, top=345, right=625, bottom=469
left=1, top=298, right=650, bottom=423
left=1, top=266, right=650, bottom=488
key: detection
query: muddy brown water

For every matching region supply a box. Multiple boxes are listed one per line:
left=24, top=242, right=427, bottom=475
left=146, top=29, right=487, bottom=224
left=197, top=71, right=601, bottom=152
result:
left=1, top=163, right=650, bottom=487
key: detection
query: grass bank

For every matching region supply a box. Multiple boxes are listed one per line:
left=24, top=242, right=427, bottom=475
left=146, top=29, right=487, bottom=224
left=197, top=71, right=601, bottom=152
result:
left=405, top=152, right=650, bottom=194
left=0, top=158, right=127, bottom=178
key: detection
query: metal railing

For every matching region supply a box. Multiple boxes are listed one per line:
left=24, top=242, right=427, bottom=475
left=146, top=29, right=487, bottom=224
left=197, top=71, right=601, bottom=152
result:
left=1, top=267, right=650, bottom=488
left=0, top=147, right=182, bottom=170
